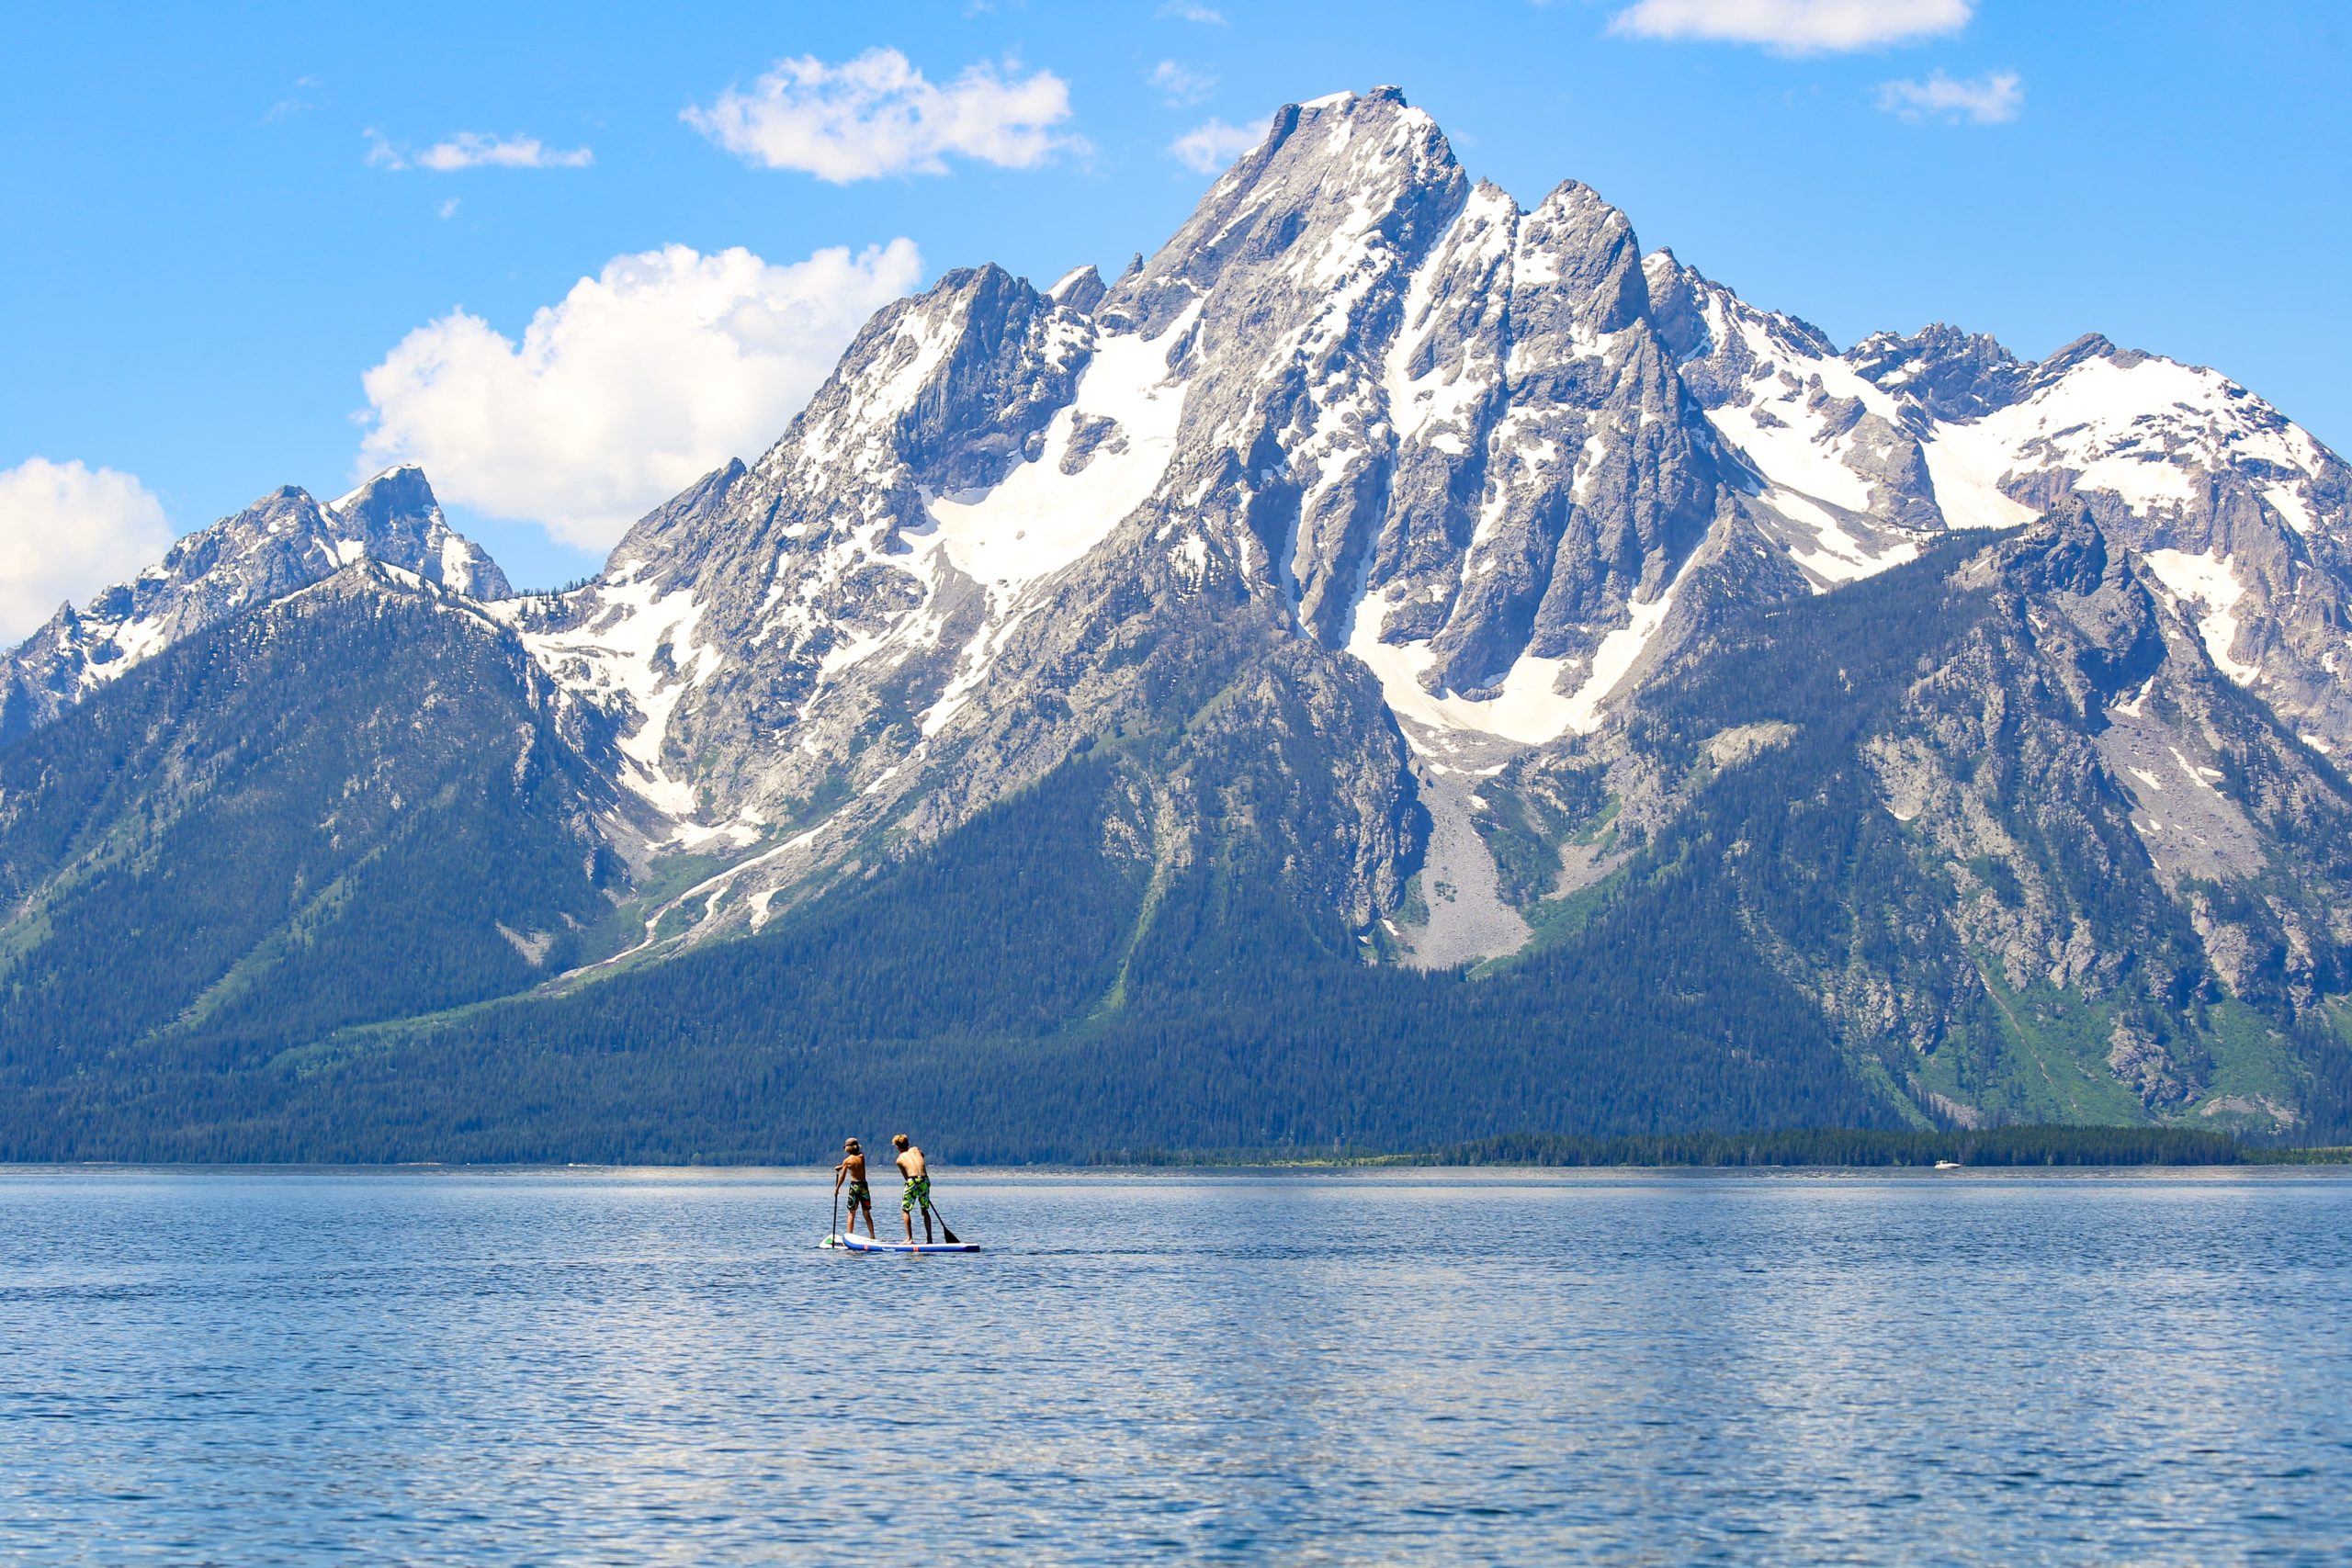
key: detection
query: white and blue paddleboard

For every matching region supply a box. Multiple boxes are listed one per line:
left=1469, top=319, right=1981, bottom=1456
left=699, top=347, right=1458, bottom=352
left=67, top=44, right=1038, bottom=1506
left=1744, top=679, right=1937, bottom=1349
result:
left=821, top=1232, right=979, bottom=1254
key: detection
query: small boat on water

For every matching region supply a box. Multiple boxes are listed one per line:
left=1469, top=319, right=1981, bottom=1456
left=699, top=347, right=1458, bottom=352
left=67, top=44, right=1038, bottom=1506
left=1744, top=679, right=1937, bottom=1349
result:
left=1933, top=1160, right=1962, bottom=1169
left=822, top=1232, right=980, bottom=1255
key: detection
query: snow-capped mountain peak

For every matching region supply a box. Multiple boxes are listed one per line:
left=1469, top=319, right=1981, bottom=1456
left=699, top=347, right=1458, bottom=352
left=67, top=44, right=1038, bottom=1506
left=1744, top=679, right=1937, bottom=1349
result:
left=15, top=86, right=2349, bottom=957
left=1, top=467, right=509, bottom=739
left=489, top=85, right=2352, bottom=929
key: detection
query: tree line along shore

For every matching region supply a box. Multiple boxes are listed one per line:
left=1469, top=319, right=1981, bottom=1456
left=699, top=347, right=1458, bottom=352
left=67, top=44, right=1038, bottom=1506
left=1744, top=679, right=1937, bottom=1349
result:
left=1089, top=1126, right=2352, bottom=1168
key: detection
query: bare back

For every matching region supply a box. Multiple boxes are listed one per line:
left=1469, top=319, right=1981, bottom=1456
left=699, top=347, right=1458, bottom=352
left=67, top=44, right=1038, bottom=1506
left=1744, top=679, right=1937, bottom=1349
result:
left=896, top=1145, right=927, bottom=1181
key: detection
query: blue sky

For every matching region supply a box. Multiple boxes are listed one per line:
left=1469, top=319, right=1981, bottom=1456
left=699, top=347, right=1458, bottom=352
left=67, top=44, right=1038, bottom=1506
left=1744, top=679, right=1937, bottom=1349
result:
left=4, top=0, right=2347, bottom=625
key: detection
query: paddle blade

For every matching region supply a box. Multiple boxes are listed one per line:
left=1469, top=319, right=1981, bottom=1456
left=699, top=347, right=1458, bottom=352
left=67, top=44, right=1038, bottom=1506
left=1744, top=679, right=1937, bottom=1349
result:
left=932, top=1207, right=961, bottom=1245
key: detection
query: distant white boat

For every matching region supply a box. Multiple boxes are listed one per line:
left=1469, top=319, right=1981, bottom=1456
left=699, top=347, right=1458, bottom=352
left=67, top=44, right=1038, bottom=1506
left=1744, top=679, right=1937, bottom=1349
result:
left=1933, top=1160, right=1962, bottom=1169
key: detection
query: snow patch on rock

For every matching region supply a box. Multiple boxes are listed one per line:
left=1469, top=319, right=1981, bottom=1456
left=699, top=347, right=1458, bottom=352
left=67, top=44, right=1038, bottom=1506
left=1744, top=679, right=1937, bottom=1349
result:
left=2144, top=547, right=2259, bottom=685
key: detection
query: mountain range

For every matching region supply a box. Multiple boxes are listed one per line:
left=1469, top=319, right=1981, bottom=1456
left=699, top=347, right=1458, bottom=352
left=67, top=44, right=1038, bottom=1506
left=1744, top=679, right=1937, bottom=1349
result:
left=6, top=87, right=2348, bottom=1161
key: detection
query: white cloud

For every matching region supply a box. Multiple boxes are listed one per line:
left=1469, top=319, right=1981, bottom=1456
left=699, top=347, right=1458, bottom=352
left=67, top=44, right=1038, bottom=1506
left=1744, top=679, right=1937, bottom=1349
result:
left=0, top=458, right=174, bottom=643
left=365, top=130, right=593, bottom=171
left=683, top=48, right=1080, bottom=182
left=1876, top=68, right=2022, bottom=123
left=438, top=197, right=461, bottom=220
left=1170, top=117, right=1263, bottom=174
left=1609, top=0, right=1971, bottom=53
left=264, top=74, right=322, bottom=123
left=417, top=132, right=594, bottom=170
left=1149, top=61, right=1218, bottom=106
left=1159, top=1, right=1227, bottom=22
left=355, top=240, right=924, bottom=550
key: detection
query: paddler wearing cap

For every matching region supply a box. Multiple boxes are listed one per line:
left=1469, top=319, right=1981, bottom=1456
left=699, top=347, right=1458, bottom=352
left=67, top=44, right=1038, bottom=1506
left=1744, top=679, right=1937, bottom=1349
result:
left=833, top=1137, right=876, bottom=1240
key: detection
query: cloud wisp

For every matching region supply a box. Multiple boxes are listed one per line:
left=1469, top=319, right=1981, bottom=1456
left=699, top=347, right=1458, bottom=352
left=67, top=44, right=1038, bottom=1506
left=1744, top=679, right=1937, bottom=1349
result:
left=264, top=74, right=322, bottom=123
left=1170, top=117, right=1264, bottom=174
left=1609, top=0, right=1973, bottom=54
left=1158, top=2, right=1227, bottom=25
left=0, top=458, right=174, bottom=643
left=1150, top=61, right=1218, bottom=106
left=684, top=49, right=1080, bottom=182
left=355, top=240, right=924, bottom=550
left=366, top=130, right=594, bottom=171
left=1876, top=68, right=2022, bottom=123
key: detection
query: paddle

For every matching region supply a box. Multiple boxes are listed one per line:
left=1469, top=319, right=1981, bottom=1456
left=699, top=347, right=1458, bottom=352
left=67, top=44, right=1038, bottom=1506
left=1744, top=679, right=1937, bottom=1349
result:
left=923, top=1192, right=961, bottom=1246
left=831, top=1180, right=841, bottom=1244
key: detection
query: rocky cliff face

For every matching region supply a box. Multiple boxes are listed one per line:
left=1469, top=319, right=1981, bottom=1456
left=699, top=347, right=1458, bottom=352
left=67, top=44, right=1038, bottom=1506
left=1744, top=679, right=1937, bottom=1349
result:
left=1849, top=510, right=2352, bottom=1119
left=1647, top=254, right=2352, bottom=753
left=1480, top=503, right=2352, bottom=1131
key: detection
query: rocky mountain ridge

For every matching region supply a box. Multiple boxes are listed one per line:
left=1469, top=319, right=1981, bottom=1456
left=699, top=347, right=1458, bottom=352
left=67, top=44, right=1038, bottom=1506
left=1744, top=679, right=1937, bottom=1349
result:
left=1537, top=503, right=2352, bottom=1126
left=483, top=86, right=2346, bottom=970
left=0, top=465, right=508, bottom=741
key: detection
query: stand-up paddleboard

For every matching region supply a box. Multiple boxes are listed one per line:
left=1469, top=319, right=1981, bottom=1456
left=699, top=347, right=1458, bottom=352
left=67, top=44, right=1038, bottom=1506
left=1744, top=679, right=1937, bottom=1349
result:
left=821, top=1232, right=979, bottom=1254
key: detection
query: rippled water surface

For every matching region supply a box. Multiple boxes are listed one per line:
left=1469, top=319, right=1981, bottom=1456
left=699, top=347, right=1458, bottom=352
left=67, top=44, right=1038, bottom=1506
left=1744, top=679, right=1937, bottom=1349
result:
left=3, top=1167, right=2348, bottom=1563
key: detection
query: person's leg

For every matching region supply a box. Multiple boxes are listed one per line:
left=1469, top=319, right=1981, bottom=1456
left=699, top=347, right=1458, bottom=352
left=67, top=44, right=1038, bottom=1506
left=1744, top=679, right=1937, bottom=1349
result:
left=922, top=1203, right=934, bottom=1244
left=903, top=1197, right=915, bottom=1242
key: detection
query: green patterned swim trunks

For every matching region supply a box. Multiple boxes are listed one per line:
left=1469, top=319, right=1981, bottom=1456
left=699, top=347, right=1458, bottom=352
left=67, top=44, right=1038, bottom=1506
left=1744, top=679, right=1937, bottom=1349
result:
left=844, top=1179, right=869, bottom=1207
left=901, top=1175, right=932, bottom=1213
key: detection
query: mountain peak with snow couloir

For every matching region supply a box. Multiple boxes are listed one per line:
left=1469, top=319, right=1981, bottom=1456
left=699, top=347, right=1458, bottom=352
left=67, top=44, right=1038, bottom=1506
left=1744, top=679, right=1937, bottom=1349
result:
left=437, top=85, right=2351, bottom=970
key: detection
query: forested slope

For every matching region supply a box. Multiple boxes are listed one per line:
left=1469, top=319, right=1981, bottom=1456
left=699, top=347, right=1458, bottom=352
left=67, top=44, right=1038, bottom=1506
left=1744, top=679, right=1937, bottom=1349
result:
left=8, top=524, right=2349, bottom=1162
left=0, top=567, right=627, bottom=1115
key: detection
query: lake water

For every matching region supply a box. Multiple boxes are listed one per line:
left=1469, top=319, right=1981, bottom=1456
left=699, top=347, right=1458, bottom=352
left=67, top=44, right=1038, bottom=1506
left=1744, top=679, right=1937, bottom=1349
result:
left=2, top=1168, right=2347, bottom=1564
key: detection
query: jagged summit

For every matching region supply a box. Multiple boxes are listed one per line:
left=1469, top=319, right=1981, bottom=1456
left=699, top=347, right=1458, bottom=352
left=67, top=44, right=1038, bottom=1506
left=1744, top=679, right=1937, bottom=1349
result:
left=1845, top=322, right=2030, bottom=423
left=0, top=466, right=509, bottom=739
left=1047, top=264, right=1105, bottom=311
left=469, top=85, right=2352, bottom=870
left=333, top=461, right=425, bottom=512
left=328, top=464, right=511, bottom=598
